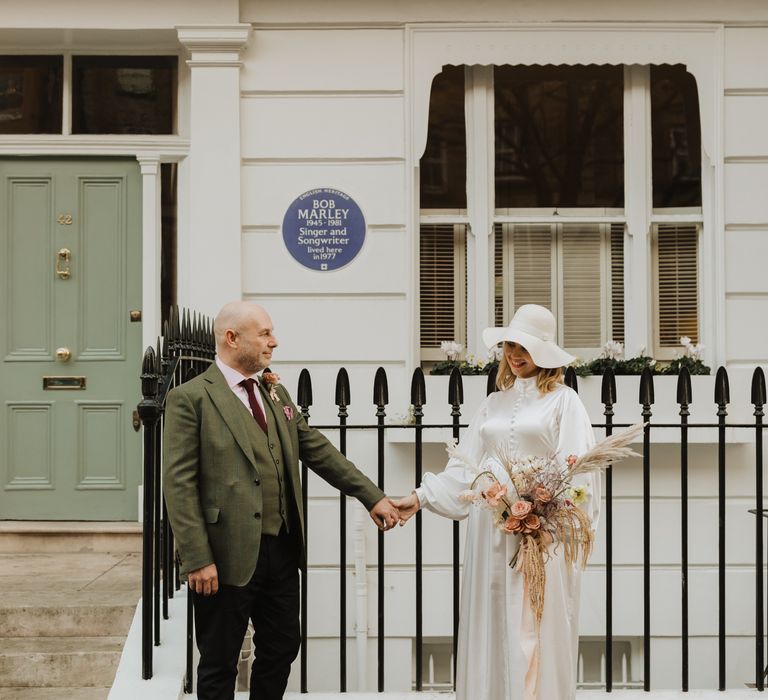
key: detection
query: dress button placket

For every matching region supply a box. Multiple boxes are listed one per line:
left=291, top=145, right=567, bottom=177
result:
left=510, top=385, right=523, bottom=460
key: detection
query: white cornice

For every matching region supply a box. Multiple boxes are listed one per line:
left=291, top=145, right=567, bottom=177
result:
left=0, top=135, right=190, bottom=160
left=176, top=24, right=251, bottom=52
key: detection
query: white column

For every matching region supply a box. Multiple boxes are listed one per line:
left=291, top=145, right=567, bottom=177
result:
left=623, top=65, right=652, bottom=357
left=465, top=66, right=494, bottom=358
left=176, top=24, right=251, bottom=317
left=702, top=29, right=726, bottom=367
left=138, top=154, right=162, bottom=352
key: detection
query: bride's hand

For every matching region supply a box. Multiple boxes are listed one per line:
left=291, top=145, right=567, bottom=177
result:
left=394, top=492, right=420, bottom=526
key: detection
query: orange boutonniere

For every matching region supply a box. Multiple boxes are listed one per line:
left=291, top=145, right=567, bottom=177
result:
left=261, top=371, right=281, bottom=403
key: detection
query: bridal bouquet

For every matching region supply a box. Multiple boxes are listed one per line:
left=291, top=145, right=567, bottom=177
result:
left=453, top=423, right=643, bottom=623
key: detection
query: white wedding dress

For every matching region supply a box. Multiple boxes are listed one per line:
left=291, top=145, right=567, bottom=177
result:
left=415, top=376, right=599, bottom=700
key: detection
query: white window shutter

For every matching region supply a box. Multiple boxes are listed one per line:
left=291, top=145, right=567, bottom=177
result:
left=560, top=224, right=603, bottom=348
left=419, top=223, right=466, bottom=353
left=655, top=223, right=699, bottom=348
left=512, top=223, right=553, bottom=311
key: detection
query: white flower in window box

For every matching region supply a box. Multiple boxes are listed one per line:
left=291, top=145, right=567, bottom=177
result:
left=680, top=335, right=704, bottom=361
left=440, top=340, right=463, bottom=361
left=600, top=340, right=624, bottom=361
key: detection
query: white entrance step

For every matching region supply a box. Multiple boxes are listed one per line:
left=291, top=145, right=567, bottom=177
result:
left=0, top=590, right=139, bottom=638
left=2, top=689, right=109, bottom=699
left=0, top=636, right=124, bottom=687
left=0, top=523, right=141, bottom=698
left=0, top=521, right=142, bottom=554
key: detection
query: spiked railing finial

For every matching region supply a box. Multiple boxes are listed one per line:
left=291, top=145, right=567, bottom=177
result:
left=714, top=366, right=730, bottom=406
left=601, top=367, right=616, bottom=405
left=448, top=367, right=463, bottom=407
left=639, top=366, right=655, bottom=406
left=676, top=367, right=692, bottom=406
left=410, top=367, right=426, bottom=408
left=335, top=368, right=351, bottom=408
left=373, top=367, right=389, bottom=407
left=297, top=369, right=313, bottom=409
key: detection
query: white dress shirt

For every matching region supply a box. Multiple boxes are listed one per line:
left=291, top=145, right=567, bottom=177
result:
left=215, top=357, right=268, bottom=420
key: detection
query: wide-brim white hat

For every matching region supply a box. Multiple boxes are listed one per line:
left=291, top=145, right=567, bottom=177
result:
left=482, top=304, right=575, bottom=369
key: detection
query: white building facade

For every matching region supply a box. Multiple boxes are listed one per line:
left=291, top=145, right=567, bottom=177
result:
left=1, top=0, right=768, bottom=693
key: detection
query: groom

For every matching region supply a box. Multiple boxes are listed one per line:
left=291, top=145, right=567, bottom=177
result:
left=163, top=300, right=399, bottom=700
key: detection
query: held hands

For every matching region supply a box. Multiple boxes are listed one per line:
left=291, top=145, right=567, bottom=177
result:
left=188, top=563, right=219, bottom=596
left=369, top=497, right=400, bottom=531
left=393, top=491, right=420, bottom=526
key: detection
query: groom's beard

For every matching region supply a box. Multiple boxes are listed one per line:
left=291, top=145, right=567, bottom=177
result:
left=236, top=348, right=268, bottom=375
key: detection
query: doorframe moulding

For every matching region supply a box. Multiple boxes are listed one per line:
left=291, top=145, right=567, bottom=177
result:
left=0, top=139, right=188, bottom=351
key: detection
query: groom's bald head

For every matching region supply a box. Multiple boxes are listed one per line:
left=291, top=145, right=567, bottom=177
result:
left=214, top=302, right=277, bottom=374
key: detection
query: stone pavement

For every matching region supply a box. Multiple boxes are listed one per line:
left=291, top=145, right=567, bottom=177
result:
left=0, top=522, right=142, bottom=699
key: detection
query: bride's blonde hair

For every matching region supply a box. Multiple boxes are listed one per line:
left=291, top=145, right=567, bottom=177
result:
left=495, top=343, right=564, bottom=394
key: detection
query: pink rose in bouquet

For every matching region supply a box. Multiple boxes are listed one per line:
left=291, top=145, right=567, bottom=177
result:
left=509, top=500, right=533, bottom=519
left=522, top=513, right=541, bottom=532
left=482, top=482, right=507, bottom=507
left=503, top=516, right=524, bottom=534
left=533, top=486, right=553, bottom=504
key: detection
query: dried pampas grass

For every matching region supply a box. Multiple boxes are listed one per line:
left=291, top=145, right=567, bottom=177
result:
left=566, top=423, right=644, bottom=478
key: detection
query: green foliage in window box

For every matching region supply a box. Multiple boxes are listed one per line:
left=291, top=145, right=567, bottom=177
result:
left=427, top=339, right=710, bottom=377
left=571, top=354, right=710, bottom=376
left=571, top=337, right=710, bottom=376
left=653, top=356, right=711, bottom=376
left=571, top=353, right=656, bottom=376
left=429, top=359, right=498, bottom=376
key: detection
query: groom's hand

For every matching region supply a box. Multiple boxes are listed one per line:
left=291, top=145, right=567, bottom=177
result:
left=188, top=563, right=219, bottom=596
left=369, top=497, right=400, bottom=531
left=394, top=492, right=420, bottom=526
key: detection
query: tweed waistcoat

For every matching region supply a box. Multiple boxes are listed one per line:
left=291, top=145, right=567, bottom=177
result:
left=255, top=384, right=292, bottom=535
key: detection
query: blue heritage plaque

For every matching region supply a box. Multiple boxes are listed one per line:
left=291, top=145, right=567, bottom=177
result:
left=282, top=188, right=366, bottom=271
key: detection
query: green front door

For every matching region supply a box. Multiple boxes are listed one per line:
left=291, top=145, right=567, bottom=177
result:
left=0, top=159, right=142, bottom=520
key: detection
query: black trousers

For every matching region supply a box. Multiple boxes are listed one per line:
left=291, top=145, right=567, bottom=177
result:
left=192, top=529, right=301, bottom=700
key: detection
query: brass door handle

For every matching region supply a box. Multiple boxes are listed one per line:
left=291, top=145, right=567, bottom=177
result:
left=55, top=347, right=72, bottom=362
left=56, top=248, right=71, bottom=280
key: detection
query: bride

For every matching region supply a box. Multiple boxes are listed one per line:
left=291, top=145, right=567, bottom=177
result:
left=395, top=304, right=600, bottom=700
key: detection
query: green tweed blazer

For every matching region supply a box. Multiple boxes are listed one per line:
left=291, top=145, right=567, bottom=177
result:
left=162, top=363, right=384, bottom=586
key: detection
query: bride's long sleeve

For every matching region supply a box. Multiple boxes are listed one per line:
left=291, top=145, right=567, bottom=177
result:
left=414, top=397, right=490, bottom=521
left=556, top=388, right=600, bottom=530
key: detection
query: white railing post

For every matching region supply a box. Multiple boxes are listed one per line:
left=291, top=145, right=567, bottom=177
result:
left=354, top=501, right=369, bottom=690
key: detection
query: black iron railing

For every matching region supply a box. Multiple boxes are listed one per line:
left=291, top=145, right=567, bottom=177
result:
left=138, top=314, right=768, bottom=692
left=137, top=307, right=215, bottom=688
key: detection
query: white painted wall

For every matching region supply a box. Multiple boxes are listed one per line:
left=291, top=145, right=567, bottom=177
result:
left=240, top=0, right=768, bottom=24
left=0, top=0, right=238, bottom=29
left=723, top=27, right=768, bottom=370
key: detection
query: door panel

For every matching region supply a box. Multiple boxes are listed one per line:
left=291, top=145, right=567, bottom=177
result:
left=76, top=401, right=124, bottom=489
left=0, top=159, right=142, bottom=520
left=6, top=177, right=54, bottom=359
left=79, top=177, right=127, bottom=359
left=6, top=402, right=54, bottom=489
